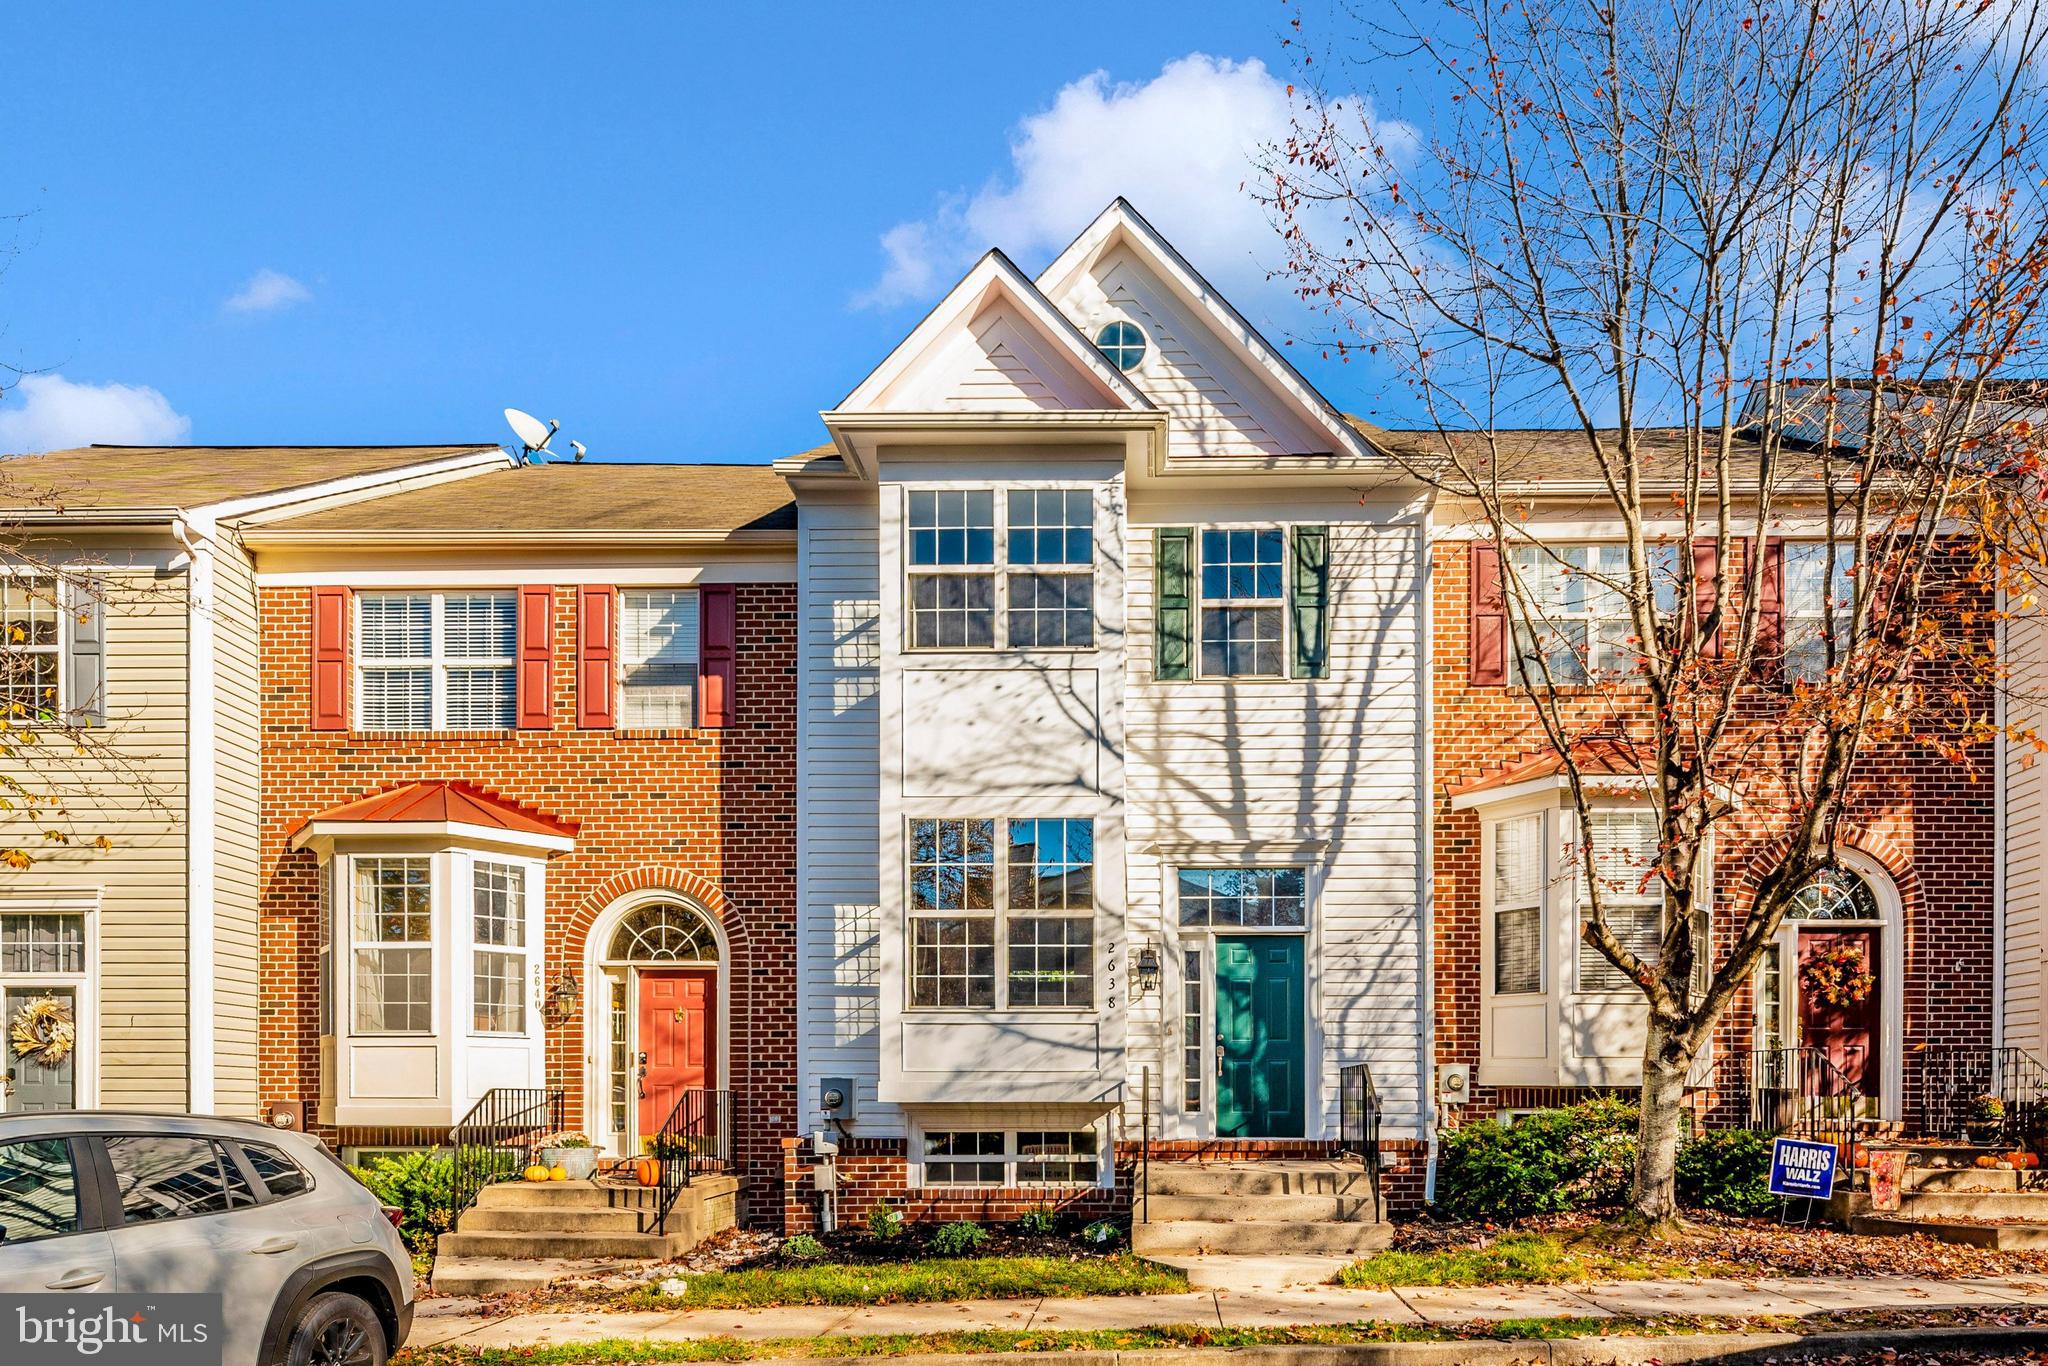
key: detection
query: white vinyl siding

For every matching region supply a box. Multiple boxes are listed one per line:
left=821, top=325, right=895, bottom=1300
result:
left=355, top=592, right=515, bottom=730
left=619, top=589, right=699, bottom=728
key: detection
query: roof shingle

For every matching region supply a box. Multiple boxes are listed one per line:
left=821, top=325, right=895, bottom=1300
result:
left=0, top=444, right=503, bottom=512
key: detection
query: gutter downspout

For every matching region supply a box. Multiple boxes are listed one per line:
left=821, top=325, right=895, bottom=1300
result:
left=172, top=515, right=216, bottom=1114
left=1416, top=504, right=1439, bottom=1204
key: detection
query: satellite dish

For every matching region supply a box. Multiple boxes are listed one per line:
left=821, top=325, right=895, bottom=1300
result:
left=503, top=408, right=559, bottom=458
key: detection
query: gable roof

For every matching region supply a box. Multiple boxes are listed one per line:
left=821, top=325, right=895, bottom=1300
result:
left=248, top=462, right=796, bottom=541
left=0, top=444, right=509, bottom=516
left=290, top=780, right=578, bottom=853
left=1037, top=199, right=1389, bottom=470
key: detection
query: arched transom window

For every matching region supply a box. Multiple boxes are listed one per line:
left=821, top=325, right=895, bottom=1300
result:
left=605, top=902, right=719, bottom=962
left=1786, top=866, right=1879, bottom=921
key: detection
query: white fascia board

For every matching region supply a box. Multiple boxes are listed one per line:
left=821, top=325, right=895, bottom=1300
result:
left=290, top=820, right=575, bottom=857
left=1036, top=199, right=1384, bottom=466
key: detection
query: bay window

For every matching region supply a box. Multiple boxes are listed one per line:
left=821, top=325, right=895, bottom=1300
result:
left=1492, top=815, right=1543, bottom=995
left=471, top=861, right=528, bottom=1034
left=352, top=857, right=432, bottom=1033
left=907, top=816, right=1096, bottom=1009
left=357, top=591, right=516, bottom=730
left=906, top=487, right=1097, bottom=651
left=1578, top=810, right=1664, bottom=994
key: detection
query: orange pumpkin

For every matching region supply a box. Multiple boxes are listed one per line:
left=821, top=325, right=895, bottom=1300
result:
left=633, top=1156, right=661, bottom=1187
left=1977, top=1155, right=2000, bottom=1169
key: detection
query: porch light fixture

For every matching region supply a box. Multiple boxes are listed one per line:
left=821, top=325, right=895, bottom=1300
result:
left=545, top=971, right=582, bottom=1021
left=1135, top=946, right=1161, bottom=996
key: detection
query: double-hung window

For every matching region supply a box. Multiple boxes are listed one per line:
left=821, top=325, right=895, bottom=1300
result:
left=1492, top=815, right=1543, bottom=995
left=908, top=492, right=997, bottom=648
left=0, top=578, right=61, bottom=722
left=1578, top=810, right=1664, bottom=994
left=1006, top=491, right=1094, bottom=647
left=1783, top=542, right=1857, bottom=682
left=352, top=856, right=432, bottom=1033
left=619, top=589, right=700, bottom=727
left=1199, top=529, right=1286, bottom=677
left=357, top=592, right=516, bottom=729
left=1510, top=543, right=1679, bottom=684
left=472, top=861, right=528, bottom=1034
left=908, top=817, right=1096, bottom=1009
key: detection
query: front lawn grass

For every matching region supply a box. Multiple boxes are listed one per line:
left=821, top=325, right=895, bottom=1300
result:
left=1335, top=1229, right=1742, bottom=1288
left=623, top=1254, right=1188, bottom=1309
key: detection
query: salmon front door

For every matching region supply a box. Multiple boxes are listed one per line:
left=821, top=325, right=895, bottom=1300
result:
left=1798, top=929, right=1880, bottom=1098
left=637, top=970, right=714, bottom=1137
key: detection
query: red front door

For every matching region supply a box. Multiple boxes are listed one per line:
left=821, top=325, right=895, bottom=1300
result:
left=1799, top=929, right=1880, bottom=1098
left=637, top=970, right=714, bottom=1137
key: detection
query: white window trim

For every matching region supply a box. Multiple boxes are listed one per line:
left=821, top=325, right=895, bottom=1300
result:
left=354, top=590, right=516, bottom=731
left=1196, top=524, right=1291, bottom=680
left=0, top=898, right=100, bottom=1112
left=348, top=854, right=436, bottom=1037
left=911, top=1123, right=1109, bottom=1190
left=1782, top=540, right=1858, bottom=682
left=904, top=487, right=1097, bottom=654
left=905, top=816, right=1097, bottom=1013
left=469, top=858, right=533, bottom=1037
left=617, top=586, right=701, bottom=729
left=1507, top=541, right=1681, bottom=685
left=0, top=574, right=64, bottom=725
left=1488, top=812, right=1546, bottom=998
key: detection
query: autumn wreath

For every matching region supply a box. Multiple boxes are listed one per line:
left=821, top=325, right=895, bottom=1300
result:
left=9, top=996, right=75, bottom=1069
left=1801, top=942, right=1876, bottom=1007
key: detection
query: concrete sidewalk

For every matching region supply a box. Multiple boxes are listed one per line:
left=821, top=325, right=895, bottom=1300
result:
left=409, top=1272, right=2048, bottom=1350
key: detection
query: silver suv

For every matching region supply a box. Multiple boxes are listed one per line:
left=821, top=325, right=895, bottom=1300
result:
left=0, top=1111, right=414, bottom=1366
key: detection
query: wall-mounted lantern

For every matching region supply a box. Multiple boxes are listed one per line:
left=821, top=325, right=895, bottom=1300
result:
left=1135, top=945, right=1161, bottom=996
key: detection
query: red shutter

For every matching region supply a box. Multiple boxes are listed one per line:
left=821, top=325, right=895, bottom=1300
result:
left=699, top=583, right=736, bottom=729
left=1693, top=539, right=1723, bottom=660
left=576, top=585, right=616, bottom=729
left=1755, top=537, right=1786, bottom=676
left=310, top=587, right=349, bottom=731
left=1468, top=543, right=1509, bottom=686
left=516, top=585, right=554, bottom=730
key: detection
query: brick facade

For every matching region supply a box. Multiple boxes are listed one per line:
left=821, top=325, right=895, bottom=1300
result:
left=257, top=582, right=798, bottom=1225
left=1431, top=537, right=1996, bottom=1127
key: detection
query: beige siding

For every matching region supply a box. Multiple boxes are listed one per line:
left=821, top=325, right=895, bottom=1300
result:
left=211, top=541, right=262, bottom=1116
left=2009, top=605, right=2046, bottom=1059
left=3, top=548, right=188, bottom=1110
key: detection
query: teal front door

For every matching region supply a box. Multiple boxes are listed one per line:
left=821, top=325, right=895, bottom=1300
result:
left=1215, top=936, right=1305, bottom=1137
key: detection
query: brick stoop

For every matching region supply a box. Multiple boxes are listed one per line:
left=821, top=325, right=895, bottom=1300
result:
left=431, top=1176, right=739, bottom=1295
left=1131, top=1161, right=1391, bottom=1257
left=1831, top=1145, right=2048, bottom=1249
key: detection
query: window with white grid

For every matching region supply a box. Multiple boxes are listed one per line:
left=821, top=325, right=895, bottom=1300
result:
left=918, top=1129, right=1101, bottom=1187
left=352, top=857, right=432, bottom=1033
left=1199, top=528, right=1286, bottom=677
left=908, top=491, right=996, bottom=649
left=356, top=592, right=515, bottom=730
left=909, top=817, right=1097, bottom=1010
left=908, top=819, right=996, bottom=1007
left=1510, top=543, right=1680, bottom=684
left=1006, top=490, right=1094, bottom=648
left=1492, top=814, right=1543, bottom=995
left=619, top=589, right=699, bottom=727
left=472, top=861, right=527, bottom=1034
left=1784, top=542, right=1857, bottom=681
left=1578, top=809, right=1664, bottom=994
left=0, top=578, right=61, bottom=722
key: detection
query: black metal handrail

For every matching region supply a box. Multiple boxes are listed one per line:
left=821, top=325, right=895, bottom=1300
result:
left=1339, top=1061, right=1383, bottom=1222
left=1139, top=1065, right=1152, bottom=1225
left=1684, top=1046, right=1864, bottom=1176
left=449, top=1086, right=564, bottom=1225
left=650, top=1086, right=734, bottom=1235
left=1909, top=1045, right=2048, bottom=1147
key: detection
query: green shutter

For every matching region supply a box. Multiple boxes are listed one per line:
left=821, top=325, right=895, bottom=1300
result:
left=1290, top=525, right=1330, bottom=679
left=1155, top=527, right=1193, bottom=681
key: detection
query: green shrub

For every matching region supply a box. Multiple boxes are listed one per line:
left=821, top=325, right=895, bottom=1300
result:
left=865, top=1202, right=905, bottom=1239
left=1434, top=1098, right=1638, bottom=1221
left=1675, top=1130, right=1776, bottom=1217
left=779, top=1234, right=827, bottom=1262
left=349, top=1151, right=456, bottom=1253
left=1082, top=1219, right=1123, bottom=1246
left=929, top=1221, right=990, bottom=1256
left=1015, top=1205, right=1058, bottom=1236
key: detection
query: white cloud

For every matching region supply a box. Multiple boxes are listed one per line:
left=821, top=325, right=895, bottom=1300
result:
left=0, top=374, right=192, bottom=454
left=858, top=55, right=1316, bottom=309
left=223, top=267, right=312, bottom=315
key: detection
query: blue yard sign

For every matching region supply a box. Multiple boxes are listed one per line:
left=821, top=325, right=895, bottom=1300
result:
left=1768, top=1136, right=1839, bottom=1200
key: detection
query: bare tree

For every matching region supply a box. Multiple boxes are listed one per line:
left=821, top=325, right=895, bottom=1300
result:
left=1264, top=0, right=2048, bottom=1224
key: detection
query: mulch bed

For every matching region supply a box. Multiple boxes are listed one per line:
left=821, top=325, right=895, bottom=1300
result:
left=738, top=1223, right=1106, bottom=1268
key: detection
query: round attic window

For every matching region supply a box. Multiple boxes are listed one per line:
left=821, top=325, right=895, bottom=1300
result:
left=1095, top=320, right=1147, bottom=371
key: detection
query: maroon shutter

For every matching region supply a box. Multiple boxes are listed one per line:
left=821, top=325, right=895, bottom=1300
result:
left=1693, top=539, right=1723, bottom=660
left=576, top=586, right=616, bottom=729
left=310, top=587, right=349, bottom=731
left=699, top=583, right=736, bottom=729
left=516, top=585, right=554, bottom=730
left=1755, top=538, right=1786, bottom=676
left=1469, top=543, right=1509, bottom=686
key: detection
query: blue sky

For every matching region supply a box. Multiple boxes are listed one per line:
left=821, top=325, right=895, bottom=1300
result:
left=0, top=2, right=1400, bottom=463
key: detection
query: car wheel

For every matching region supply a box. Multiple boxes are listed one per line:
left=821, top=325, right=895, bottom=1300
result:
left=282, top=1291, right=386, bottom=1366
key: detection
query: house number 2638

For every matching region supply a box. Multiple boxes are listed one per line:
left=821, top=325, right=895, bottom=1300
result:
left=1103, top=941, right=1119, bottom=1011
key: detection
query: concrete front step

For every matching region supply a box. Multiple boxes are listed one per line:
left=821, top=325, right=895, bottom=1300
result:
left=1132, top=1217, right=1392, bottom=1257
left=458, top=1205, right=653, bottom=1234
left=1141, top=1161, right=1370, bottom=1198
left=1850, top=1215, right=2048, bottom=1250
left=474, top=1179, right=662, bottom=1210
left=436, top=1228, right=683, bottom=1260
left=429, top=1255, right=638, bottom=1297
left=1137, top=1192, right=1378, bottom=1223
left=1904, top=1168, right=2048, bottom=1194
left=1837, top=1190, right=2048, bottom=1221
